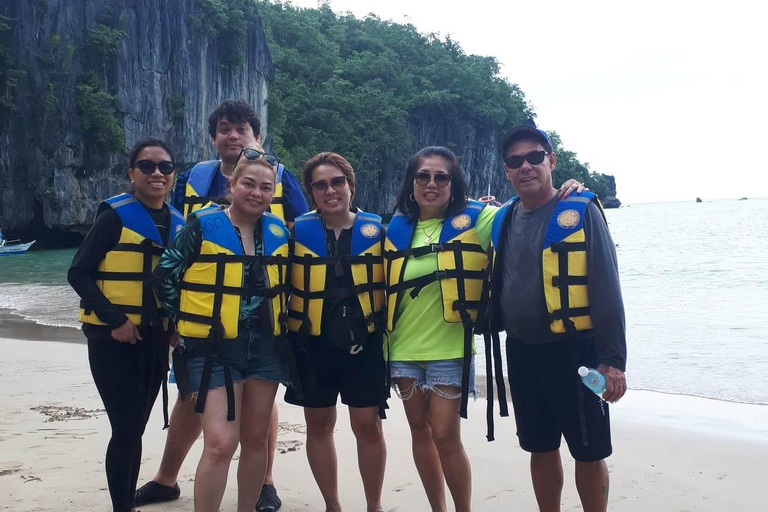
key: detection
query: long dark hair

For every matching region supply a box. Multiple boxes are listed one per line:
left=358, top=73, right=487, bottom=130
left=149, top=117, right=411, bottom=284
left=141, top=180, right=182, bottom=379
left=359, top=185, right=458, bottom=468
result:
left=393, top=146, right=467, bottom=222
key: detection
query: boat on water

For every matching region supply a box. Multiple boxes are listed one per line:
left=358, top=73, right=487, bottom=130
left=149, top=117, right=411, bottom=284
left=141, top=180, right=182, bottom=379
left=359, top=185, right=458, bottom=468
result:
left=0, top=231, right=36, bottom=255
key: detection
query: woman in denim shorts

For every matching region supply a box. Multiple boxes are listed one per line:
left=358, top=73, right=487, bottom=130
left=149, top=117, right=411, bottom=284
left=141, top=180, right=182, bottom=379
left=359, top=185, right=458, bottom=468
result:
left=152, top=145, right=290, bottom=512
left=383, top=147, right=496, bottom=512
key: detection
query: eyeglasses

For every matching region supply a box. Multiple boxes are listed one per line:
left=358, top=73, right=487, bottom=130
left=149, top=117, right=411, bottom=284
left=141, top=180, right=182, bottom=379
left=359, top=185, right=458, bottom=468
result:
left=239, top=148, right=280, bottom=168
left=135, top=160, right=176, bottom=175
left=504, top=150, right=550, bottom=169
left=310, top=176, right=348, bottom=192
left=414, top=172, right=452, bottom=188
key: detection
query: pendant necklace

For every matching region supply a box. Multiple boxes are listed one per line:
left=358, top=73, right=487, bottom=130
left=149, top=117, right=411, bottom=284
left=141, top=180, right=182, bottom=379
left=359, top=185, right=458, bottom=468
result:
left=225, top=208, right=255, bottom=239
left=421, top=220, right=442, bottom=244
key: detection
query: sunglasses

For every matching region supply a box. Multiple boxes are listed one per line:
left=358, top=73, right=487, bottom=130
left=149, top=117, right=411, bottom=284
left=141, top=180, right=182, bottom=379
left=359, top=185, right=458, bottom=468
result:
left=504, top=150, right=550, bottom=169
left=239, top=148, right=280, bottom=168
left=135, top=160, right=176, bottom=175
left=414, top=172, right=451, bottom=188
left=310, top=176, right=348, bottom=193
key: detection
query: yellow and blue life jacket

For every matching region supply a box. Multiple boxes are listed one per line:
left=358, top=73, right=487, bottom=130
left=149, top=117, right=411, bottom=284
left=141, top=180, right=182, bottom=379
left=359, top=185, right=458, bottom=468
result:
left=177, top=205, right=290, bottom=340
left=489, top=190, right=606, bottom=336
left=287, top=210, right=385, bottom=337
left=384, top=199, right=488, bottom=419
left=182, top=161, right=286, bottom=222
left=384, top=200, right=488, bottom=331
left=78, top=193, right=184, bottom=327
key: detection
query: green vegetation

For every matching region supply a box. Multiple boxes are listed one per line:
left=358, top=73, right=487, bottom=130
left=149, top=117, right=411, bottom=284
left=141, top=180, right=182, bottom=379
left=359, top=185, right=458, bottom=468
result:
left=188, top=0, right=256, bottom=70
left=84, top=23, right=126, bottom=69
left=76, top=73, right=125, bottom=153
left=549, top=132, right=615, bottom=198
left=0, top=15, right=25, bottom=113
left=168, top=93, right=187, bottom=124
left=256, top=1, right=612, bottom=197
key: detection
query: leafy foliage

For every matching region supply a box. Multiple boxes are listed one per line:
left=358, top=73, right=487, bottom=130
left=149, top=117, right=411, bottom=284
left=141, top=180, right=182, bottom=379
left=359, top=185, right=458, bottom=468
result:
left=258, top=2, right=535, bottom=183
left=84, top=23, right=126, bottom=69
left=76, top=73, right=125, bottom=153
left=188, top=0, right=257, bottom=70
left=549, top=132, right=615, bottom=199
left=257, top=1, right=614, bottom=199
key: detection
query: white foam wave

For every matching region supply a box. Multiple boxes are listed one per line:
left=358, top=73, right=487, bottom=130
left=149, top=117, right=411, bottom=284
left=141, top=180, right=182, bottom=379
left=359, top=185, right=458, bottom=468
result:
left=0, top=283, right=81, bottom=329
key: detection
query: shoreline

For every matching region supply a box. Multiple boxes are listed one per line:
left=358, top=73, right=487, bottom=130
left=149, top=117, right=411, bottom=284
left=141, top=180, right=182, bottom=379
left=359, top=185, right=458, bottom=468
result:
left=1, top=335, right=767, bottom=511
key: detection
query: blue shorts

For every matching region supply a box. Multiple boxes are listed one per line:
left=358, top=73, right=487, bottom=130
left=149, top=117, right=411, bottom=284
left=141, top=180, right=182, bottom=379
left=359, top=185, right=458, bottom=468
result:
left=389, top=357, right=476, bottom=400
left=181, top=319, right=290, bottom=396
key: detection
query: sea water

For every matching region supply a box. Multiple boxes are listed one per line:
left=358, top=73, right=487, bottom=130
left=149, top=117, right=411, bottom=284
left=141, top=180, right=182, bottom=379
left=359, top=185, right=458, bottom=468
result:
left=0, top=198, right=766, bottom=404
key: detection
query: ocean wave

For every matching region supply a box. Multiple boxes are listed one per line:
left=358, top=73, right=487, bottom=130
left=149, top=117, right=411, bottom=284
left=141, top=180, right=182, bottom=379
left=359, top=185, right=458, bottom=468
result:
left=0, top=283, right=81, bottom=329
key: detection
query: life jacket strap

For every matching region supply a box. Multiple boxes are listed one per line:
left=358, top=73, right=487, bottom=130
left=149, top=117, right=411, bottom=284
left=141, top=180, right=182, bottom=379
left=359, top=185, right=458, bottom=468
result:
left=549, top=240, right=589, bottom=337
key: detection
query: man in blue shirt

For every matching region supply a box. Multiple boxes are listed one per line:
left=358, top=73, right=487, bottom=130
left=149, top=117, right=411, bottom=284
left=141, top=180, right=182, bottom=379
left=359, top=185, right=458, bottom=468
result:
left=172, top=99, right=307, bottom=227
left=137, top=100, right=308, bottom=512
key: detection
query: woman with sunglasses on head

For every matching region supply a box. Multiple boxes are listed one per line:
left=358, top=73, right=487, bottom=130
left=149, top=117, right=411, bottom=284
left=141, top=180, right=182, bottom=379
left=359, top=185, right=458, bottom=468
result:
left=67, top=139, right=184, bottom=512
left=284, top=152, right=388, bottom=512
left=150, top=143, right=291, bottom=512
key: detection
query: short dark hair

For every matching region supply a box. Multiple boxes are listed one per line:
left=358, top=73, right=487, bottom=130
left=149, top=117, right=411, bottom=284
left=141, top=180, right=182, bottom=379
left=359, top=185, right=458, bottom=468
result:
left=393, top=146, right=468, bottom=222
left=207, top=100, right=261, bottom=139
left=302, top=152, right=356, bottom=208
left=128, top=138, right=174, bottom=168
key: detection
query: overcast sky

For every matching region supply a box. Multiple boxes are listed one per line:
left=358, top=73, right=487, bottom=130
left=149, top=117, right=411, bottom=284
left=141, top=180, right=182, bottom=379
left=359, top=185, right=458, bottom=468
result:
left=286, top=0, right=767, bottom=203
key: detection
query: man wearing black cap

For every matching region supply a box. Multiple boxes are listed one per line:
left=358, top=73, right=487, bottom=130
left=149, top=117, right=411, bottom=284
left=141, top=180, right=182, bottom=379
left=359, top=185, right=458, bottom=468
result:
left=487, top=120, right=627, bottom=512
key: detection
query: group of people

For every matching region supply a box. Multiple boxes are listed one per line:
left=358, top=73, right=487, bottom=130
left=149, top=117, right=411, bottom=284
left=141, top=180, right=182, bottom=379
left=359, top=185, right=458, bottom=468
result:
left=68, top=99, right=627, bottom=512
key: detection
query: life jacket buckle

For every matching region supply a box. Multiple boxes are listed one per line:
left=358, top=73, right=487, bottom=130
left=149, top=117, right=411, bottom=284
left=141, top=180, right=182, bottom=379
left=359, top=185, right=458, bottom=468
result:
left=552, top=276, right=560, bottom=287
left=430, top=243, right=444, bottom=253
left=434, top=270, right=448, bottom=280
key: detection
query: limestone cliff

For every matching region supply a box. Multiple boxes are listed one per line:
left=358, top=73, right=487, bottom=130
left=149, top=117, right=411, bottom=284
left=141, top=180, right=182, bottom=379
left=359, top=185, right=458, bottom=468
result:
left=0, top=0, right=273, bottom=241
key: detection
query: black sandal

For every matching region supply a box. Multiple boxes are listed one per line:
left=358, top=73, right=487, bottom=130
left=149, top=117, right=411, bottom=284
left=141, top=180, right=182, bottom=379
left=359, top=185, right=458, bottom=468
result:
left=256, top=483, right=282, bottom=512
left=134, top=481, right=181, bottom=506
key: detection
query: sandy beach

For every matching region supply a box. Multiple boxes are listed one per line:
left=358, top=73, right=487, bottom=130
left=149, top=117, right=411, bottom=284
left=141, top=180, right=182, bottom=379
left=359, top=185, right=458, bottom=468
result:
left=1, top=330, right=767, bottom=511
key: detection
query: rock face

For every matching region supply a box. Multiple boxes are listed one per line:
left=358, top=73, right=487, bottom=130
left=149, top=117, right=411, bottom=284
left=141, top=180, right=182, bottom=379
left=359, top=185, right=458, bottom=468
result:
left=602, top=196, right=622, bottom=209
left=0, top=0, right=273, bottom=239
left=352, top=116, right=515, bottom=216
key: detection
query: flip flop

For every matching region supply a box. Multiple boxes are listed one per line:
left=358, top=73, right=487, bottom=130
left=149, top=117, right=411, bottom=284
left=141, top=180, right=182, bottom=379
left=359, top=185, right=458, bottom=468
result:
left=135, top=481, right=181, bottom=506
left=256, top=483, right=282, bottom=512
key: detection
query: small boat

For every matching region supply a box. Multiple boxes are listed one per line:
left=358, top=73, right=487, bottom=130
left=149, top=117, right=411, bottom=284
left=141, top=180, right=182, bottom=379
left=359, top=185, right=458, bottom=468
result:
left=0, top=231, right=36, bottom=255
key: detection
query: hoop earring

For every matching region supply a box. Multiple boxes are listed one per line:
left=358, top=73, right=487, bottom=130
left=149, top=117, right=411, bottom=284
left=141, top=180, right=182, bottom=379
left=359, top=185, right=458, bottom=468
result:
left=409, top=193, right=415, bottom=202
left=450, top=196, right=454, bottom=203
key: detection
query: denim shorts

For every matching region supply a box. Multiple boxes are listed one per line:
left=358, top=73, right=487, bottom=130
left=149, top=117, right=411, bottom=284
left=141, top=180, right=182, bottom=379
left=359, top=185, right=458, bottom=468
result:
left=182, top=318, right=290, bottom=396
left=389, top=357, right=476, bottom=400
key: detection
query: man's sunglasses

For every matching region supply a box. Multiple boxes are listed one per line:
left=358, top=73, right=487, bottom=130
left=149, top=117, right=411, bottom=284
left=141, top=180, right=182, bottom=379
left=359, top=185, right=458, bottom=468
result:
left=239, top=148, right=280, bottom=168
left=414, top=172, right=452, bottom=187
left=134, top=160, right=176, bottom=175
left=310, top=176, right=348, bottom=193
left=504, top=150, right=550, bottom=169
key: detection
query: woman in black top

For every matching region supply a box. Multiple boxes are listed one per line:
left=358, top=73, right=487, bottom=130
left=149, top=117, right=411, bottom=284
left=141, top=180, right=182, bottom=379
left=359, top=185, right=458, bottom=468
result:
left=68, top=139, right=182, bottom=512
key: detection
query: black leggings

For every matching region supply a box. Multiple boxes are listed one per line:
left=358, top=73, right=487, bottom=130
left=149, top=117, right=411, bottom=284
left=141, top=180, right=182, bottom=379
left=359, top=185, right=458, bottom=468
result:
left=86, top=328, right=167, bottom=512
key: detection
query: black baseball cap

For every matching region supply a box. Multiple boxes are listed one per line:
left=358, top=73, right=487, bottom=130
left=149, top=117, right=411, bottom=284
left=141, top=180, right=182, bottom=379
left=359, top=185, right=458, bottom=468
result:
left=500, top=119, right=554, bottom=155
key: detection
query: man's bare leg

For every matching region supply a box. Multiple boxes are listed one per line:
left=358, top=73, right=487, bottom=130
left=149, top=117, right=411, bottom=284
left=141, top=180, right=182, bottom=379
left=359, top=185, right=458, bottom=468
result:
left=530, top=450, right=564, bottom=512
left=574, top=459, right=609, bottom=512
left=152, top=395, right=202, bottom=487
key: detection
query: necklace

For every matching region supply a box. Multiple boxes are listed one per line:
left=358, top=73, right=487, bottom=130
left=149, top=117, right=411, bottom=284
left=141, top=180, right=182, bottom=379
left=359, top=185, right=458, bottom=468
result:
left=225, top=208, right=255, bottom=239
left=420, top=220, right=442, bottom=243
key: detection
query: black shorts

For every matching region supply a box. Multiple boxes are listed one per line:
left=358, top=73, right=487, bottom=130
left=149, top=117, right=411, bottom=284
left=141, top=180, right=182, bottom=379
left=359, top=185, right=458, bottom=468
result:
left=284, top=332, right=386, bottom=409
left=506, top=337, right=612, bottom=462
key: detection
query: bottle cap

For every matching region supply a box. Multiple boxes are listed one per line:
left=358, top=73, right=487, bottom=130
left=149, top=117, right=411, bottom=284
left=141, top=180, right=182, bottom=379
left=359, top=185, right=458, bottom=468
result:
left=577, top=366, right=589, bottom=377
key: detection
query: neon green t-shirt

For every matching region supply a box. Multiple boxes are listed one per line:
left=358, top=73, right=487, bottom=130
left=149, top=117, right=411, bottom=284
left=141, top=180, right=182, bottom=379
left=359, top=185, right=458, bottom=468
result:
left=387, top=205, right=498, bottom=361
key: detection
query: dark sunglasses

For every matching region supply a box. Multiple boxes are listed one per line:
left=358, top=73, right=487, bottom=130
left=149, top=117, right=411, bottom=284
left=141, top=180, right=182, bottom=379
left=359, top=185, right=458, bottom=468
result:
left=414, top=172, right=451, bottom=188
left=239, top=148, right=280, bottom=168
left=310, top=176, right=348, bottom=193
left=504, top=150, right=550, bottom=169
left=135, top=160, right=175, bottom=175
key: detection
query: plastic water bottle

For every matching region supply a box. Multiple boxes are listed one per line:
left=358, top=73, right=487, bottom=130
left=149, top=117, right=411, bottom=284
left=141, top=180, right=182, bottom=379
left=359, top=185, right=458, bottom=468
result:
left=578, top=366, right=606, bottom=395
